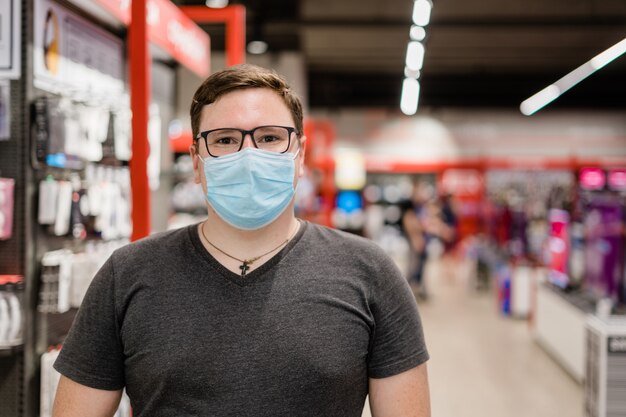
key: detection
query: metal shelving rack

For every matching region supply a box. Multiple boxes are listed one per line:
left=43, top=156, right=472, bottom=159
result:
left=0, top=1, right=97, bottom=415
left=0, top=2, right=234, bottom=415
left=0, top=1, right=32, bottom=415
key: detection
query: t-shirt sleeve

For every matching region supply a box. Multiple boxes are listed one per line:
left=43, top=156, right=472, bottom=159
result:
left=367, top=253, right=429, bottom=379
left=53, top=256, right=125, bottom=390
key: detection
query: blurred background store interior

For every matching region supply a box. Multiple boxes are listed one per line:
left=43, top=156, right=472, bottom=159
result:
left=0, top=0, right=625, bottom=416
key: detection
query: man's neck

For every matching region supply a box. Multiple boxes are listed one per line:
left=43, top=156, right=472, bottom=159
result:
left=200, top=205, right=299, bottom=263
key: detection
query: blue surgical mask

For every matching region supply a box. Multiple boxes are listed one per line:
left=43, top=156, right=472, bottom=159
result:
left=199, top=147, right=299, bottom=230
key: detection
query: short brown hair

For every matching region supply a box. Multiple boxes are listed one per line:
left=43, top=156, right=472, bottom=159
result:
left=190, top=64, right=304, bottom=141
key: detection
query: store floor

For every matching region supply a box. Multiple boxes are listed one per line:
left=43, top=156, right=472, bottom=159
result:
left=362, top=257, right=584, bottom=417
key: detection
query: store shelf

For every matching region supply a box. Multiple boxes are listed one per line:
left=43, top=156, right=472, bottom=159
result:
left=0, top=343, right=24, bottom=357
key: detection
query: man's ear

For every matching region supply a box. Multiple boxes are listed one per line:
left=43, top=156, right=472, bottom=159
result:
left=190, top=144, right=202, bottom=184
left=297, top=136, right=307, bottom=177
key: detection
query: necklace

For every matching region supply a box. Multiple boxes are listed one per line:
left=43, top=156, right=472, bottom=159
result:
left=199, top=221, right=299, bottom=277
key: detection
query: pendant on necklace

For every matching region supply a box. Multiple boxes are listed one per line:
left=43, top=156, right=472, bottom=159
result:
left=240, top=261, right=250, bottom=277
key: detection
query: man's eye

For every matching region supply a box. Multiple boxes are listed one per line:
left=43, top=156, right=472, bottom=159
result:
left=258, top=135, right=280, bottom=143
left=212, top=136, right=238, bottom=145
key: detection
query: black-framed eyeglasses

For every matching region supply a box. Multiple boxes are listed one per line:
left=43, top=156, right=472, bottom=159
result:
left=196, top=125, right=299, bottom=157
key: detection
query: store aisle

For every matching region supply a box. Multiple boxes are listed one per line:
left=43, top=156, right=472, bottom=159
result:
left=362, top=257, right=584, bottom=417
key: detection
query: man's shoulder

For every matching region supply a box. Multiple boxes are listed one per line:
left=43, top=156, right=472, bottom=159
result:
left=111, top=225, right=193, bottom=266
left=301, top=222, right=403, bottom=288
left=304, top=222, right=390, bottom=261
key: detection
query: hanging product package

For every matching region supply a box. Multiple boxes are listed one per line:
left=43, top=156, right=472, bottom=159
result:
left=79, top=105, right=108, bottom=162
left=69, top=252, right=97, bottom=308
left=0, top=178, right=15, bottom=240
left=0, top=291, right=9, bottom=343
left=53, top=180, right=72, bottom=236
left=38, top=176, right=58, bottom=225
left=46, top=97, right=69, bottom=166
left=0, top=275, right=24, bottom=345
left=31, top=96, right=50, bottom=165
left=113, top=103, right=132, bottom=161
left=40, top=348, right=61, bottom=417
left=31, top=96, right=85, bottom=169
left=0, top=81, right=10, bottom=140
left=39, top=249, right=72, bottom=314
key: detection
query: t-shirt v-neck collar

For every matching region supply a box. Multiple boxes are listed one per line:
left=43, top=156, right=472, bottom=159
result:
left=188, top=220, right=308, bottom=287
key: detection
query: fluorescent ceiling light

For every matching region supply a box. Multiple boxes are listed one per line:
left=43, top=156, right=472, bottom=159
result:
left=404, top=67, right=421, bottom=79
left=520, top=85, right=560, bottom=116
left=406, top=41, right=425, bottom=71
left=247, top=40, right=268, bottom=55
left=401, top=78, right=420, bottom=115
left=520, top=37, right=626, bottom=116
left=410, top=25, right=426, bottom=41
left=412, top=0, right=432, bottom=27
left=205, top=0, right=228, bottom=7
left=590, top=38, right=626, bottom=69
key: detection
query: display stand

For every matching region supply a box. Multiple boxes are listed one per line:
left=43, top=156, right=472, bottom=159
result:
left=585, top=315, right=626, bottom=417
left=534, top=282, right=596, bottom=383
left=0, top=3, right=31, bottom=415
left=510, top=263, right=542, bottom=318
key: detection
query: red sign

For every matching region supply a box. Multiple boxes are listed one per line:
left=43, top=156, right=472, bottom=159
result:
left=93, top=0, right=131, bottom=24
left=89, top=0, right=210, bottom=77
left=441, top=169, right=483, bottom=196
left=579, top=167, right=606, bottom=190
left=146, top=0, right=210, bottom=77
left=608, top=169, right=626, bottom=191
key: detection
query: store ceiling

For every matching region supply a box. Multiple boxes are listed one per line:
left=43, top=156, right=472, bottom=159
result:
left=175, top=0, right=626, bottom=111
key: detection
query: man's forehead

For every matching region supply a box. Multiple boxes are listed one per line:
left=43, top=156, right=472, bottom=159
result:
left=199, top=89, right=293, bottom=127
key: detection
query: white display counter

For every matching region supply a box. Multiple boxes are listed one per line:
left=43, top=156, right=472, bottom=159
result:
left=534, top=282, right=593, bottom=383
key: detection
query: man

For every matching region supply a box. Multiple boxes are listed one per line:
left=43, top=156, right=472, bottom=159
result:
left=52, top=64, right=430, bottom=417
left=401, top=182, right=430, bottom=298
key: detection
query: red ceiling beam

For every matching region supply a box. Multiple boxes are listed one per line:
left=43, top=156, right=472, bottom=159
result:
left=180, top=5, right=246, bottom=67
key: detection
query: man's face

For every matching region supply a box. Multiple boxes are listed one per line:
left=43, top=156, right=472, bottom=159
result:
left=191, top=88, right=307, bottom=192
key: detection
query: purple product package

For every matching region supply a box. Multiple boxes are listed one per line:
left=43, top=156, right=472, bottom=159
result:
left=583, top=195, right=624, bottom=301
left=0, top=178, right=15, bottom=240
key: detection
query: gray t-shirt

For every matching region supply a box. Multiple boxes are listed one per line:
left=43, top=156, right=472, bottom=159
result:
left=54, top=221, right=429, bottom=417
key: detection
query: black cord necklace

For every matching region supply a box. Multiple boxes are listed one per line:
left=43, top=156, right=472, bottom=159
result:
left=199, top=221, right=299, bottom=277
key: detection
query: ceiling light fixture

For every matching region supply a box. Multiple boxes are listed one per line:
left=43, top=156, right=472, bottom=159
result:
left=205, top=0, right=229, bottom=8
left=590, top=37, right=626, bottom=69
left=404, top=67, right=421, bottom=79
left=412, top=0, right=432, bottom=27
left=401, top=0, right=432, bottom=115
left=401, top=78, right=420, bottom=115
left=247, top=40, right=268, bottom=55
left=410, top=25, right=426, bottom=41
left=406, top=41, right=425, bottom=71
left=520, top=37, right=626, bottom=116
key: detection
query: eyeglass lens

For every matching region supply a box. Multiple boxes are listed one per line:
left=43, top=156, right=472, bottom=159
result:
left=202, top=126, right=293, bottom=156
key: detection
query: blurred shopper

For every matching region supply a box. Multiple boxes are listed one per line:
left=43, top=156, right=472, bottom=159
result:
left=439, top=193, right=458, bottom=250
left=402, top=182, right=430, bottom=298
left=51, top=65, right=430, bottom=417
left=435, top=193, right=459, bottom=285
left=403, top=185, right=459, bottom=298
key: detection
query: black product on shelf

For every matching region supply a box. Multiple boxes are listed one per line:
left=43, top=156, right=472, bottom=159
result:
left=31, top=96, right=50, bottom=165
left=101, top=111, right=117, bottom=161
left=70, top=187, right=88, bottom=240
